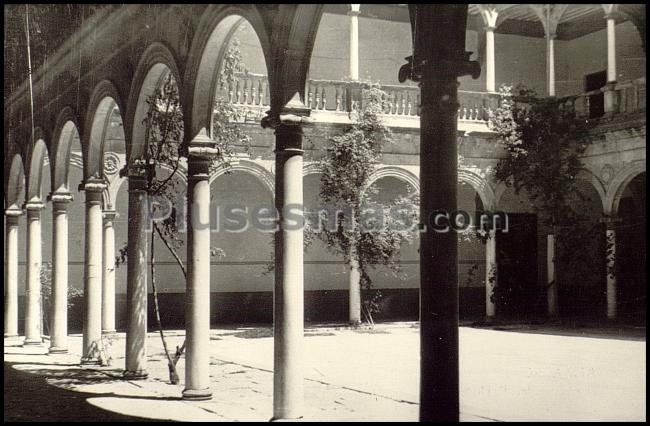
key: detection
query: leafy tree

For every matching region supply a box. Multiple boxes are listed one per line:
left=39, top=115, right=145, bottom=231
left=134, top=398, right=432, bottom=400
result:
left=490, top=85, right=602, bottom=319
left=316, top=84, right=419, bottom=325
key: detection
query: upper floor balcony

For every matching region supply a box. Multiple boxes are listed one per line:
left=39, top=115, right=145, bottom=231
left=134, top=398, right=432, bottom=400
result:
left=220, top=72, right=646, bottom=134
left=219, top=72, right=499, bottom=134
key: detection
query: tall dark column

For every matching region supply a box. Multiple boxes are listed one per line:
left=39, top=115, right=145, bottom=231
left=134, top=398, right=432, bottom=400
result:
left=400, top=5, right=480, bottom=422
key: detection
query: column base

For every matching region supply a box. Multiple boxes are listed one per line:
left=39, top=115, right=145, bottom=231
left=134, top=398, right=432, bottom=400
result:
left=123, top=370, right=149, bottom=380
left=182, top=388, right=212, bottom=401
left=80, top=357, right=102, bottom=366
left=23, top=338, right=43, bottom=346
left=48, top=346, right=68, bottom=354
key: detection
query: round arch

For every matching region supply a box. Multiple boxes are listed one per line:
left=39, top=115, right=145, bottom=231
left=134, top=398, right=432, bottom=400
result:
left=126, top=42, right=182, bottom=166
left=51, top=106, right=82, bottom=192
left=184, top=6, right=271, bottom=142
left=368, top=165, right=420, bottom=194
left=303, top=162, right=324, bottom=177
left=26, top=134, right=51, bottom=202
left=575, top=167, right=607, bottom=214
left=5, top=154, right=26, bottom=208
left=209, top=159, right=274, bottom=197
left=458, top=169, right=495, bottom=210
left=606, top=162, right=647, bottom=216
left=83, top=80, right=126, bottom=180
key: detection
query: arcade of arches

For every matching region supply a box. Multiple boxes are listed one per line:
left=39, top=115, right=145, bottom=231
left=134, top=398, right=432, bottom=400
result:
left=3, top=4, right=646, bottom=421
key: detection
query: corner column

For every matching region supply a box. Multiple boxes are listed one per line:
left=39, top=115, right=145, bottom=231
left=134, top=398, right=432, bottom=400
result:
left=4, top=207, right=23, bottom=338
left=125, top=166, right=149, bottom=379
left=24, top=200, right=45, bottom=346
left=49, top=191, right=73, bottom=353
left=183, top=132, right=219, bottom=400
left=266, top=96, right=311, bottom=420
left=81, top=178, right=106, bottom=363
left=485, top=230, right=497, bottom=319
left=102, top=209, right=117, bottom=334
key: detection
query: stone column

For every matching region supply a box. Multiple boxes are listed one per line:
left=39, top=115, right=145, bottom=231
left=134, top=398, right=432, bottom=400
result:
left=125, top=167, right=149, bottom=379
left=604, top=11, right=620, bottom=113
left=349, top=254, right=361, bottom=325
left=4, top=207, right=23, bottom=338
left=24, top=200, right=45, bottom=346
left=81, top=178, right=106, bottom=364
left=485, top=230, right=497, bottom=319
left=102, top=209, right=117, bottom=334
left=546, top=34, right=556, bottom=97
left=349, top=4, right=361, bottom=81
left=268, top=97, right=311, bottom=420
left=400, top=5, right=480, bottom=422
left=546, top=233, right=558, bottom=317
left=49, top=191, right=73, bottom=353
left=183, top=132, right=219, bottom=400
left=602, top=216, right=621, bottom=320
left=478, top=6, right=499, bottom=93
left=485, top=26, right=497, bottom=93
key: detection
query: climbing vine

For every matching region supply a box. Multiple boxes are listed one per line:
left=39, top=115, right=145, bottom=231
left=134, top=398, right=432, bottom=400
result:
left=490, top=85, right=605, bottom=318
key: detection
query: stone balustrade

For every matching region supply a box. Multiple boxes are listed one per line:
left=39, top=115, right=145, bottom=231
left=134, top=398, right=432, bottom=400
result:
left=218, top=72, right=501, bottom=127
left=218, top=73, right=644, bottom=127
left=561, top=77, right=646, bottom=118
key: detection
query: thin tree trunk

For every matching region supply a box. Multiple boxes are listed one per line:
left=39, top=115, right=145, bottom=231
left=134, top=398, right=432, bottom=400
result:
left=153, top=223, right=187, bottom=279
left=150, top=231, right=179, bottom=384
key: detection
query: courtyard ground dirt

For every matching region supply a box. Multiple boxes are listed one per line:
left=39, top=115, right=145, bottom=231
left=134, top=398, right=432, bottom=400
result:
left=4, top=323, right=646, bottom=422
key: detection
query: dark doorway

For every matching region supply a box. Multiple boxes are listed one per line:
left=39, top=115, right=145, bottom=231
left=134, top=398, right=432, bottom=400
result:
left=616, top=173, right=646, bottom=325
left=584, top=70, right=606, bottom=118
left=494, top=213, right=539, bottom=319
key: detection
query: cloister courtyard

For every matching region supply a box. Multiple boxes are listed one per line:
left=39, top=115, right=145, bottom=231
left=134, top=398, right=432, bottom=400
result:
left=4, top=4, right=646, bottom=422
left=4, top=324, right=646, bottom=422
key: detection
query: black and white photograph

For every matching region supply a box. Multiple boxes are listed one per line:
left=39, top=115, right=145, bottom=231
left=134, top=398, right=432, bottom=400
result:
left=3, top=4, right=646, bottom=422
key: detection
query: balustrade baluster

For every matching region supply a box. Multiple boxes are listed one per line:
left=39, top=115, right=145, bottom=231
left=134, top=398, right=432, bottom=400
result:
left=236, top=80, right=242, bottom=104
left=321, top=87, right=327, bottom=110
left=406, top=92, right=413, bottom=116
left=335, top=86, right=341, bottom=111
left=244, top=79, right=251, bottom=105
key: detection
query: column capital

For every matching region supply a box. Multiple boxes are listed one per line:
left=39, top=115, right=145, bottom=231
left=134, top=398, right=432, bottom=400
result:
left=186, top=129, right=220, bottom=178
left=477, top=5, right=499, bottom=30
left=24, top=200, right=45, bottom=211
left=349, top=4, right=361, bottom=15
left=5, top=207, right=23, bottom=225
left=600, top=215, right=622, bottom=228
left=5, top=207, right=23, bottom=217
left=604, top=11, right=623, bottom=21
left=261, top=93, right=313, bottom=130
left=103, top=210, right=118, bottom=221
left=125, top=158, right=150, bottom=178
left=51, top=192, right=73, bottom=214
left=79, top=177, right=107, bottom=193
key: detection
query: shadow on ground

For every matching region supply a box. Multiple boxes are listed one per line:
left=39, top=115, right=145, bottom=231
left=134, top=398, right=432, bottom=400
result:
left=4, top=363, right=171, bottom=422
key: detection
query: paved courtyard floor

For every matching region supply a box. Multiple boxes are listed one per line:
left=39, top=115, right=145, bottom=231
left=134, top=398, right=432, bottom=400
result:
left=4, top=323, right=646, bottom=422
